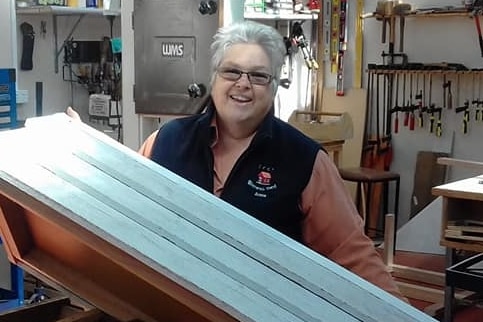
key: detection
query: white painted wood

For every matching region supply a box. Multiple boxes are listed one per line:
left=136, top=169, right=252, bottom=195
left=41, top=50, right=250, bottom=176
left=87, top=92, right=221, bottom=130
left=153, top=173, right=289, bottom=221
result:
left=0, top=114, right=438, bottom=322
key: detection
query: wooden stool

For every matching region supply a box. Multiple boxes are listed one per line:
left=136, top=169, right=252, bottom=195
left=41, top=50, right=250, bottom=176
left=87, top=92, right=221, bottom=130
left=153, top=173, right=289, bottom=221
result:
left=338, top=167, right=400, bottom=241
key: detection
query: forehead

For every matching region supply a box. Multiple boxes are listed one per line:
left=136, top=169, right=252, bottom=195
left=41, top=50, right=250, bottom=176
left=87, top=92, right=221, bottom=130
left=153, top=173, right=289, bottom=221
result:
left=221, top=43, right=271, bottom=70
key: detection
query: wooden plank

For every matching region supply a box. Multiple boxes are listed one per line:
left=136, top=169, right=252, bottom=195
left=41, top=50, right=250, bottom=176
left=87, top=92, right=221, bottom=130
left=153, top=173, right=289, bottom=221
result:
left=444, top=232, right=483, bottom=243
left=437, top=157, right=483, bottom=171
left=56, top=115, right=435, bottom=322
left=0, top=113, right=438, bottom=322
left=447, top=224, right=483, bottom=234
left=55, top=308, right=105, bottom=322
left=410, top=151, right=448, bottom=219
left=395, top=281, right=444, bottom=304
left=36, top=156, right=343, bottom=322
left=391, top=265, right=445, bottom=287
left=0, top=167, right=308, bottom=322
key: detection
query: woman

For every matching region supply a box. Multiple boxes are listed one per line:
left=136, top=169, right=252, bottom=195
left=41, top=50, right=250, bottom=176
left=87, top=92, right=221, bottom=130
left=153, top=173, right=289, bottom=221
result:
left=137, top=21, right=405, bottom=301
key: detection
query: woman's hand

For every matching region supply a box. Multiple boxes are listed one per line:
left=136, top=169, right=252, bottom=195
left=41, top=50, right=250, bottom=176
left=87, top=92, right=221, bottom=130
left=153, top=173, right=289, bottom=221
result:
left=65, top=106, right=81, bottom=122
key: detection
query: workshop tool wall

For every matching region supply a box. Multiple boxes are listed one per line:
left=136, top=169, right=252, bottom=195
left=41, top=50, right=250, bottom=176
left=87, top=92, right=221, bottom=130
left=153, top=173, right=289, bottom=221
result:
left=0, top=69, right=17, bottom=130
left=366, top=66, right=483, bottom=140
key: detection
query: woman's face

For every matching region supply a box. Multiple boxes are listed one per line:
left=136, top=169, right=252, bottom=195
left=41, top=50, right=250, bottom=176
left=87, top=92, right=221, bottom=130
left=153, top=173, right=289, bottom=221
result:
left=211, top=43, right=274, bottom=131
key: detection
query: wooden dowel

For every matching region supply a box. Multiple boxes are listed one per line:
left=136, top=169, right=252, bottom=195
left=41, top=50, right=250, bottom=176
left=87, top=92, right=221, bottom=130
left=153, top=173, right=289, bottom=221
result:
left=383, top=213, right=395, bottom=267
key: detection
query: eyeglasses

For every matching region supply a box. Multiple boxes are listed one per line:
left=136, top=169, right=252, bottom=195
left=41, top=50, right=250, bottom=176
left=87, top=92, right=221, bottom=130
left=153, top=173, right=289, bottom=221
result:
left=217, top=68, right=273, bottom=85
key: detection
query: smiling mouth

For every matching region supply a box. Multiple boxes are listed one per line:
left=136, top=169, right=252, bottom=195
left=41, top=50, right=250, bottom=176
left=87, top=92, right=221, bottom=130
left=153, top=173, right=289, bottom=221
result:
left=230, top=95, right=252, bottom=103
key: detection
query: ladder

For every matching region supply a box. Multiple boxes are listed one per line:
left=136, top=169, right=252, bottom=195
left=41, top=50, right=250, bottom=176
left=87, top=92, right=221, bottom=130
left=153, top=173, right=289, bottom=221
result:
left=0, top=69, right=18, bottom=130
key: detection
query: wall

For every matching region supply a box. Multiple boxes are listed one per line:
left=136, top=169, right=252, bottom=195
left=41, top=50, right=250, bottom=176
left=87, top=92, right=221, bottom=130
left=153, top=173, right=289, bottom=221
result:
left=363, top=0, right=483, bottom=229
left=0, top=1, right=16, bottom=68
left=12, top=6, right=121, bottom=132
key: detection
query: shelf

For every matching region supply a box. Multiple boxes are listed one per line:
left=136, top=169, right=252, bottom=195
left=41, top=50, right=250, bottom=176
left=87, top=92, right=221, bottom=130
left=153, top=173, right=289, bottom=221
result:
left=244, top=12, right=318, bottom=20
left=363, top=9, right=471, bottom=20
left=16, top=5, right=120, bottom=16
left=15, top=5, right=120, bottom=74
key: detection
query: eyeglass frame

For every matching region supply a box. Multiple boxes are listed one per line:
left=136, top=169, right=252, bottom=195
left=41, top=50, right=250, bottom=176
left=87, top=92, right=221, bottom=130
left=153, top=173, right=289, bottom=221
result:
left=216, top=67, right=273, bottom=85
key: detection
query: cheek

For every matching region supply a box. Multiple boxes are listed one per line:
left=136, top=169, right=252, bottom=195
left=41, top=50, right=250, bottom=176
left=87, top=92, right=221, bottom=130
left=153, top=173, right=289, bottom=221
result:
left=212, top=79, right=231, bottom=96
left=211, top=80, right=227, bottom=103
left=255, top=88, right=273, bottom=107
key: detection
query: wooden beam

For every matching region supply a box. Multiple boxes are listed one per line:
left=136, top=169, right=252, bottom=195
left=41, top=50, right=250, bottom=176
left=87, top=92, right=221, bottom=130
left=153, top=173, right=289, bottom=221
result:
left=437, top=157, right=483, bottom=171
left=55, top=308, right=105, bottom=322
left=391, top=265, right=445, bottom=287
left=395, top=282, right=444, bottom=304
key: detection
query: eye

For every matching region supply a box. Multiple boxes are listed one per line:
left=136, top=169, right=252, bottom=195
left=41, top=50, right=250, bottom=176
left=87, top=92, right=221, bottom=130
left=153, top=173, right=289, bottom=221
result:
left=249, top=72, right=270, bottom=80
left=219, top=68, right=241, bottom=80
left=249, top=72, right=272, bottom=84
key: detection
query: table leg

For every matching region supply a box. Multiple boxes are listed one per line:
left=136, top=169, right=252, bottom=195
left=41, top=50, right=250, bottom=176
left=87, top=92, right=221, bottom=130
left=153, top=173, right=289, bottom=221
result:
left=443, top=248, right=455, bottom=322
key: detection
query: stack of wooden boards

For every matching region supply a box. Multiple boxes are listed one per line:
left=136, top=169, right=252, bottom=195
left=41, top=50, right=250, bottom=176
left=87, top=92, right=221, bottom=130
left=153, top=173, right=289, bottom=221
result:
left=0, top=113, right=436, bottom=321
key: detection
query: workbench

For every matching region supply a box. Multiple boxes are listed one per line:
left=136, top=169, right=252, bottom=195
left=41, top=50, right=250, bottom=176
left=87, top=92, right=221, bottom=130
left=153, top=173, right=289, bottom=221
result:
left=432, top=175, right=483, bottom=322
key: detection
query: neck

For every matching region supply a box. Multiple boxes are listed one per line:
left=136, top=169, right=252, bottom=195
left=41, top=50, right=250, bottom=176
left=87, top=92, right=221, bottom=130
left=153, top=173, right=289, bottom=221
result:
left=216, top=120, right=257, bottom=147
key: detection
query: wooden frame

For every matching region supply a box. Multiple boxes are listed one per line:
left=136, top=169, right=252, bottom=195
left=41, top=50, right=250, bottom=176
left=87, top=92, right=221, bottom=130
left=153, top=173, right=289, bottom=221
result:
left=0, top=114, right=437, bottom=321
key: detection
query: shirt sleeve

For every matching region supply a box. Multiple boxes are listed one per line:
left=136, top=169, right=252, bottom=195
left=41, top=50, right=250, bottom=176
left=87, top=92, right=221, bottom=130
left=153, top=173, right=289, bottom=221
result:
left=301, top=150, right=406, bottom=301
left=138, top=130, right=159, bottom=158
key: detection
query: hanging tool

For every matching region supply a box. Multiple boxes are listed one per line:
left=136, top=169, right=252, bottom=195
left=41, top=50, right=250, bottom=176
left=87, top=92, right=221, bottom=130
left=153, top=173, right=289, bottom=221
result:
left=437, top=75, right=449, bottom=137
left=435, top=108, right=443, bottom=137
left=471, top=4, right=483, bottom=57
left=323, top=0, right=332, bottom=64
left=353, top=0, right=364, bottom=88
left=477, top=71, right=483, bottom=121
left=427, top=74, right=436, bottom=133
left=393, top=3, right=411, bottom=52
left=471, top=70, right=479, bottom=122
left=386, top=1, right=396, bottom=64
left=330, top=0, right=340, bottom=73
left=443, top=74, right=453, bottom=110
left=335, top=0, right=348, bottom=96
left=20, top=22, right=35, bottom=71
left=280, top=36, right=294, bottom=89
left=415, top=73, right=424, bottom=128
left=456, top=100, right=470, bottom=134
left=404, top=72, right=412, bottom=127
left=391, top=72, right=401, bottom=133
left=291, top=21, right=319, bottom=70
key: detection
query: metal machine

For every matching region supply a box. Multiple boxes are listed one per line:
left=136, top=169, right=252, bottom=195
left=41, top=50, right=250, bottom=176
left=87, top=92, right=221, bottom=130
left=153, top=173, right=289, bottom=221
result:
left=133, top=0, right=218, bottom=115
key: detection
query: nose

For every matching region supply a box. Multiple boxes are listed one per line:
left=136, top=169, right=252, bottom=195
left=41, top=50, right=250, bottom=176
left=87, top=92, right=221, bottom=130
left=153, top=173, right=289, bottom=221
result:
left=235, top=72, right=251, bottom=86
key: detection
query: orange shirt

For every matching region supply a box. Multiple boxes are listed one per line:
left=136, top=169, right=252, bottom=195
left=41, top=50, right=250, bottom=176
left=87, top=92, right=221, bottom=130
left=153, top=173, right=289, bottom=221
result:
left=139, top=129, right=405, bottom=301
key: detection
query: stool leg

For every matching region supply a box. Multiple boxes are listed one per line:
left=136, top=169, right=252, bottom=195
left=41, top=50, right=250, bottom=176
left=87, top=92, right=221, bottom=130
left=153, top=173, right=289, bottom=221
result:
left=393, top=178, right=400, bottom=253
left=366, top=182, right=374, bottom=237
left=383, top=213, right=395, bottom=267
left=360, top=182, right=367, bottom=225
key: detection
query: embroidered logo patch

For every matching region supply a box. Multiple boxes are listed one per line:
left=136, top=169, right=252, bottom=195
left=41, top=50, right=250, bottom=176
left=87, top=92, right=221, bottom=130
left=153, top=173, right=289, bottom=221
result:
left=247, top=165, right=277, bottom=198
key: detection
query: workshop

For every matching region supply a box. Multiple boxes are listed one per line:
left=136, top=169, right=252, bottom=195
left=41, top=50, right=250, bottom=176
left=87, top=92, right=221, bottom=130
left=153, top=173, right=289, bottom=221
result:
left=0, top=0, right=482, bottom=321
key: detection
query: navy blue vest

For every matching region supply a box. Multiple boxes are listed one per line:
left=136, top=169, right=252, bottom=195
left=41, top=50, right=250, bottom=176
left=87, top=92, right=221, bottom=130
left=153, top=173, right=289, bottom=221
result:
left=150, top=105, right=321, bottom=242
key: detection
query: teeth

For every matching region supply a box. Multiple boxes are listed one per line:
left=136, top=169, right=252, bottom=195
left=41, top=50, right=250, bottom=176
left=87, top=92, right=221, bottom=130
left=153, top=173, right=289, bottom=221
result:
left=231, top=95, right=251, bottom=102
